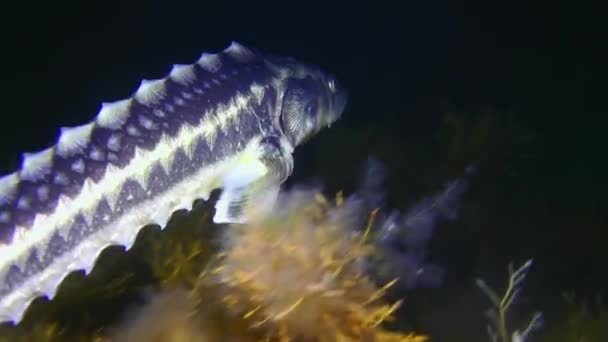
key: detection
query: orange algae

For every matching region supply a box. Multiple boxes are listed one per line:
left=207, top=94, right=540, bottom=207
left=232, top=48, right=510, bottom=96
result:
left=199, top=190, right=428, bottom=341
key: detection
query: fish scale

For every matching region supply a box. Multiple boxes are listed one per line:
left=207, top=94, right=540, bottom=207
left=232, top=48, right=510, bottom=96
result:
left=0, top=42, right=348, bottom=323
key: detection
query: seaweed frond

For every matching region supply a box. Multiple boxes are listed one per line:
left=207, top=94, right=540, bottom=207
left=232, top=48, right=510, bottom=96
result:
left=476, top=259, right=543, bottom=342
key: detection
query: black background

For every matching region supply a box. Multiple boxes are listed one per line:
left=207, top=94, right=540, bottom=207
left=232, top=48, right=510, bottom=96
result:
left=0, top=0, right=605, bottom=339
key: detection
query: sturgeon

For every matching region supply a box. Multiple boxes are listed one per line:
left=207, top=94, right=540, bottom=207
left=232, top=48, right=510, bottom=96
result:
left=0, top=42, right=348, bottom=323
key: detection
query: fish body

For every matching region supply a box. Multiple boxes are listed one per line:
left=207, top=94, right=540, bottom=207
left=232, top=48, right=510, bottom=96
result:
left=0, top=42, right=347, bottom=323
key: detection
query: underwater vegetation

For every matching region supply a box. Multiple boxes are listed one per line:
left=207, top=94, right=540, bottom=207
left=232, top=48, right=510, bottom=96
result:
left=540, top=293, right=608, bottom=342
left=5, top=109, right=605, bottom=341
left=0, top=159, right=450, bottom=341
left=0, top=153, right=556, bottom=341
left=476, top=259, right=543, bottom=342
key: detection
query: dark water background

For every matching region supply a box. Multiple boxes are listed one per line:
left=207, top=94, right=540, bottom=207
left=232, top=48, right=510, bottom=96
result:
left=0, top=0, right=605, bottom=340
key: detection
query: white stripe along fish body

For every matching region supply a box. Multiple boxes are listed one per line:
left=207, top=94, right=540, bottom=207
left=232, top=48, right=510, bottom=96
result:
left=0, top=42, right=348, bottom=323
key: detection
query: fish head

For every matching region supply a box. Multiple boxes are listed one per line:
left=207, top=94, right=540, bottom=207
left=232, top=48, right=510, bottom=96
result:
left=275, top=62, right=348, bottom=147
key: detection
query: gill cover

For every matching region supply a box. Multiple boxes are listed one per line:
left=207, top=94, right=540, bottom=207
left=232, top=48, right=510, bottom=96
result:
left=280, top=77, right=326, bottom=146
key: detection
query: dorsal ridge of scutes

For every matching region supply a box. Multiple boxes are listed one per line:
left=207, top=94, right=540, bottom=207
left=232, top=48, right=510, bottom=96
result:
left=134, top=78, right=167, bottom=106
left=198, top=52, right=222, bottom=73
left=0, top=173, right=20, bottom=206
left=20, top=147, right=55, bottom=182
left=225, top=41, right=255, bottom=62
left=57, top=122, right=95, bottom=157
left=169, top=64, right=197, bottom=85
left=97, top=99, right=132, bottom=129
left=0, top=41, right=259, bottom=215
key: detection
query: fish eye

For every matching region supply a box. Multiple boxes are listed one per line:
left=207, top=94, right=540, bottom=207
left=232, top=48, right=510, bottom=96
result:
left=305, top=102, right=317, bottom=116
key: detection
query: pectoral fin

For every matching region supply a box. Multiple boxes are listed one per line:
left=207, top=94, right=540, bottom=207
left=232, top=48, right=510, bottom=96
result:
left=213, top=183, right=280, bottom=224
left=213, top=157, right=266, bottom=224
left=212, top=136, right=292, bottom=224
